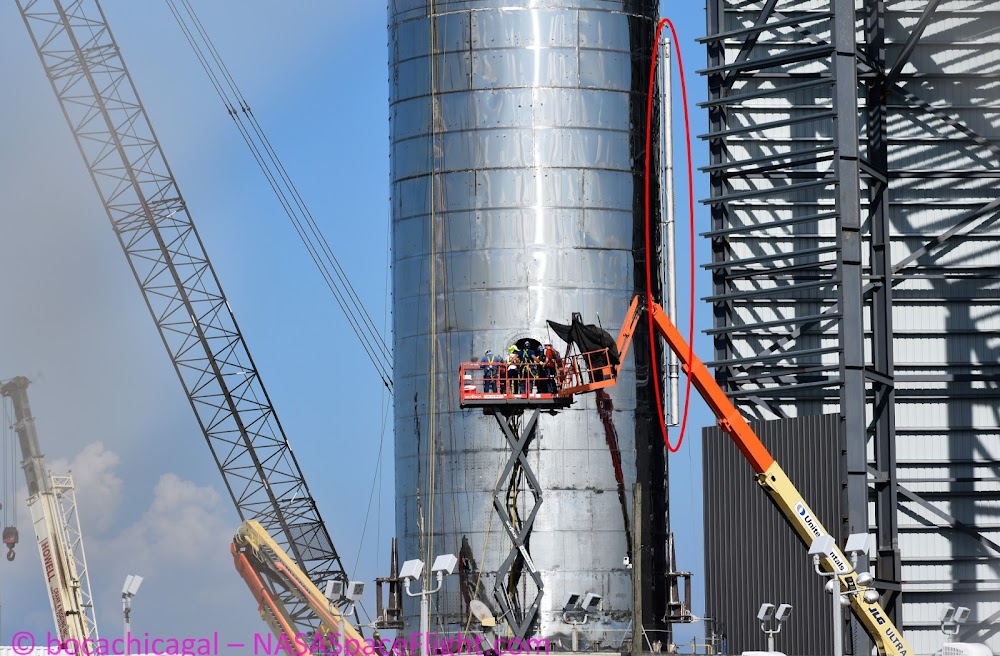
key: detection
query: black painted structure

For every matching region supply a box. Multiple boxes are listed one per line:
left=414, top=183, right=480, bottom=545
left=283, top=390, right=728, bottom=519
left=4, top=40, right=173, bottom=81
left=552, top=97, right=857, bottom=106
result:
left=702, top=1, right=1000, bottom=653
left=703, top=415, right=840, bottom=656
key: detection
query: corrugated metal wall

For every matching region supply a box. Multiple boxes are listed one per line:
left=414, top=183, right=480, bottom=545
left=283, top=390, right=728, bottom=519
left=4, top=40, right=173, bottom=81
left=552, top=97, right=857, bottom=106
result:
left=887, top=5, right=1000, bottom=651
left=704, top=415, right=840, bottom=656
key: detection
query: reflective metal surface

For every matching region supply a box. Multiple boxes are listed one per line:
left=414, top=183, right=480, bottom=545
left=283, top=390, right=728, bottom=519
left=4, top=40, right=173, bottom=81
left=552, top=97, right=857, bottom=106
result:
left=390, top=0, right=660, bottom=644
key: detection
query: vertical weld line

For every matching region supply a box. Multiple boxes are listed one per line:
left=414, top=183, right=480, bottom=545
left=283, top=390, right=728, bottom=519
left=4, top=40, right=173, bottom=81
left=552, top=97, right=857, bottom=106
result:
left=426, top=0, right=439, bottom=597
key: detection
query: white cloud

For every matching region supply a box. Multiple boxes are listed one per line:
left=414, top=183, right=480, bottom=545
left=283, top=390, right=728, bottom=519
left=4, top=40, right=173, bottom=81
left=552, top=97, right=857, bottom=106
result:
left=103, top=472, right=232, bottom=567
left=2, top=441, right=254, bottom=640
left=48, top=442, right=123, bottom=533
left=86, top=472, right=252, bottom=638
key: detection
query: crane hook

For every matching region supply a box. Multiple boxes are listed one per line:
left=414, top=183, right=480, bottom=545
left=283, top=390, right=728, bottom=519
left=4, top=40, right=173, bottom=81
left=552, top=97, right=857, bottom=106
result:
left=3, top=526, right=19, bottom=562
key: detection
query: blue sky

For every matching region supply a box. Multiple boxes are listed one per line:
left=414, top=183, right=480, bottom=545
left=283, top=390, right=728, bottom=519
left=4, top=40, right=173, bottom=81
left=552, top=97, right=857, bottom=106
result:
left=0, top=1, right=715, bottom=649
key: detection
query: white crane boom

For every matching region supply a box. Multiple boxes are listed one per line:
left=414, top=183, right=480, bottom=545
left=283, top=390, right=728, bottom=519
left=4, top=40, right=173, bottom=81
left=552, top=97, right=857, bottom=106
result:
left=1, top=377, right=99, bottom=647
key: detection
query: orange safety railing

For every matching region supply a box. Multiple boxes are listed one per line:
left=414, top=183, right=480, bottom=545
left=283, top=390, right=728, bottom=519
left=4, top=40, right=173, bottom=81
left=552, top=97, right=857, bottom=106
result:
left=459, top=348, right=620, bottom=405
left=459, top=360, right=562, bottom=404
left=557, top=348, right=619, bottom=395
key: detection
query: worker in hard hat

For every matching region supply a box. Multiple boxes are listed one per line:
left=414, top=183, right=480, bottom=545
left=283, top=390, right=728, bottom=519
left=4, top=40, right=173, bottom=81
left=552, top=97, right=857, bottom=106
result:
left=507, top=352, right=523, bottom=395
left=542, top=344, right=559, bottom=393
left=482, top=350, right=502, bottom=393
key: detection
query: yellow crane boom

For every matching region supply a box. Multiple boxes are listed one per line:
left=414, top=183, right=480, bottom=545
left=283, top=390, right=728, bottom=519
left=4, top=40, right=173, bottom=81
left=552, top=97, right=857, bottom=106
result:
left=232, top=520, right=367, bottom=656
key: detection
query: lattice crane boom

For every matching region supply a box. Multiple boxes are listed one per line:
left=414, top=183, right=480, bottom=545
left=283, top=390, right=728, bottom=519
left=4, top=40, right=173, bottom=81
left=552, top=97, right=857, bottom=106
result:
left=15, top=0, right=348, bottom=632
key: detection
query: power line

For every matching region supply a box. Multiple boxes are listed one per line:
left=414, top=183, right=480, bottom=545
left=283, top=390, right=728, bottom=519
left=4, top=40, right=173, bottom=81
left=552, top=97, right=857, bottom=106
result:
left=166, top=0, right=394, bottom=392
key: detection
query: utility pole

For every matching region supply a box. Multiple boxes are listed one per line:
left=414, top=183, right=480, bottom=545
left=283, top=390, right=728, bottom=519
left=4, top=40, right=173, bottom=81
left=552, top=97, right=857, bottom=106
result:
left=632, top=484, right=643, bottom=656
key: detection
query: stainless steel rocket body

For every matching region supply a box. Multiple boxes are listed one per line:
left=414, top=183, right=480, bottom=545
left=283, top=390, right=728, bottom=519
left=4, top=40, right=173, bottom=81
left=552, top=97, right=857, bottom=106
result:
left=390, top=0, right=661, bottom=644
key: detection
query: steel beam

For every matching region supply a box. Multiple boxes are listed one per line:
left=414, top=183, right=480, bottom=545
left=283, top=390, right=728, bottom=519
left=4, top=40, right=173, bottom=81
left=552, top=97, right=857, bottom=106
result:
left=884, top=0, right=943, bottom=87
left=831, top=9, right=869, bottom=650
left=863, top=0, right=902, bottom=623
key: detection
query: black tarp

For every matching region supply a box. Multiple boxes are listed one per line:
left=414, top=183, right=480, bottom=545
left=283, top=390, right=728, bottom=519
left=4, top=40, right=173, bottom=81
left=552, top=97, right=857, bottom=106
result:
left=546, top=313, right=619, bottom=379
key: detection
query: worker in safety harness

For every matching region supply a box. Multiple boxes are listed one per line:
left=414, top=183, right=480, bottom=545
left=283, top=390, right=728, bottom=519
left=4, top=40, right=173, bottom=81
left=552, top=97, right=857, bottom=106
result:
left=507, top=352, right=523, bottom=394
left=542, top=343, right=560, bottom=393
left=481, top=349, right=502, bottom=393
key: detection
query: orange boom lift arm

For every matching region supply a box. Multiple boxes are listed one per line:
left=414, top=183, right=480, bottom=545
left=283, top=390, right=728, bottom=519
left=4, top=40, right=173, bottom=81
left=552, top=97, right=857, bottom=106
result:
left=565, top=296, right=911, bottom=656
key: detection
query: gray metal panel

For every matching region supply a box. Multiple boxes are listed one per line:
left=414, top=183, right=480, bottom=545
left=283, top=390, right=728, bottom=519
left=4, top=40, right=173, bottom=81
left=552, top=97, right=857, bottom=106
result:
left=703, top=415, right=840, bottom=656
left=390, top=0, right=662, bottom=644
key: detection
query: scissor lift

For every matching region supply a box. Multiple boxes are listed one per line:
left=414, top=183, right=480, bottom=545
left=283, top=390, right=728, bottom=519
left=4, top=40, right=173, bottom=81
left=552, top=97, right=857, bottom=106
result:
left=458, top=346, right=633, bottom=411
left=455, top=308, right=638, bottom=638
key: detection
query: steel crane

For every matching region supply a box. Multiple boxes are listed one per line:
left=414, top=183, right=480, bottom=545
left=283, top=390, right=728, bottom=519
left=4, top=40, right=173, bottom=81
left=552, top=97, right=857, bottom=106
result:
left=1, top=377, right=100, bottom=648
left=15, top=0, right=348, bottom=635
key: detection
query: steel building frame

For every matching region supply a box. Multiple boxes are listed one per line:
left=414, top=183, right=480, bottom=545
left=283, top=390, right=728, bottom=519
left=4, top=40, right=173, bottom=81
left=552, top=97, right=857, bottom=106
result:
left=703, top=0, right=1000, bottom=652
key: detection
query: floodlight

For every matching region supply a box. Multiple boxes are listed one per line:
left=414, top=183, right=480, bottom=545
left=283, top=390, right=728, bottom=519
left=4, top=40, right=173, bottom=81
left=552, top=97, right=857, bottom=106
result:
left=775, top=604, right=792, bottom=623
left=563, top=593, right=582, bottom=611
left=757, top=603, right=776, bottom=622
left=808, top=535, right=836, bottom=557
left=399, top=558, right=424, bottom=581
left=470, top=600, right=496, bottom=628
left=863, top=590, right=881, bottom=604
left=856, top=572, right=874, bottom=587
left=346, top=581, right=366, bottom=601
left=431, top=553, right=458, bottom=576
left=122, top=574, right=143, bottom=596
left=845, top=533, right=873, bottom=559
left=563, top=592, right=592, bottom=626
left=582, top=593, right=602, bottom=612
left=955, top=607, right=971, bottom=625
left=942, top=606, right=957, bottom=624
left=325, top=580, right=344, bottom=600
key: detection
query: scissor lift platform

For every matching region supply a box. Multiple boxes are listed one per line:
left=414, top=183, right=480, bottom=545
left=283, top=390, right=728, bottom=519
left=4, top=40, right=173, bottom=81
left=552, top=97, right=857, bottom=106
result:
left=458, top=355, right=616, bottom=412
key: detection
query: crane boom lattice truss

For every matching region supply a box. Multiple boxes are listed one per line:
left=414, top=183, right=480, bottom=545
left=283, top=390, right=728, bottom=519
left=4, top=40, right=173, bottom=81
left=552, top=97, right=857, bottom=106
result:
left=15, top=0, right=347, bottom=632
left=49, top=473, right=100, bottom=643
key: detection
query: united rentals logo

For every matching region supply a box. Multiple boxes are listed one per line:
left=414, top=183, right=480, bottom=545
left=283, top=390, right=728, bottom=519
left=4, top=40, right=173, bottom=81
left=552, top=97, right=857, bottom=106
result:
left=794, top=501, right=822, bottom=537
left=793, top=502, right=851, bottom=573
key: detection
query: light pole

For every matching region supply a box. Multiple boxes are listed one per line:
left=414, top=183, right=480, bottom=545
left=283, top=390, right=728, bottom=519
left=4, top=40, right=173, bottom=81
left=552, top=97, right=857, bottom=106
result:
left=562, top=592, right=602, bottom=651
left=756, top=602, right=792, bottom=652
left=808, top=534, right=877, bottom=656
left=936, top=604, right=997, bottom=656
left=941, top=605, right=971, bottom=642
left=325, top=580, right=366, bottom=617
left=323, top=579, right=366, bottom=653
left=121, top=574, right=143, bottom=652
left=401, top=553, right=458, bottom=656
